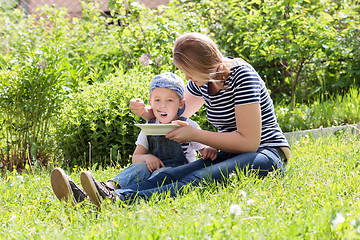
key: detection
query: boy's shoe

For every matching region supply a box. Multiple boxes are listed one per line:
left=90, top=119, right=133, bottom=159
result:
left=51, top=167, right=88, bottom=205
left=80, top=171, right=119, bottom=209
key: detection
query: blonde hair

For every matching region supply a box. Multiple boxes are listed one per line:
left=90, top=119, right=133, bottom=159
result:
left=172, top=33, right=230, bottom=82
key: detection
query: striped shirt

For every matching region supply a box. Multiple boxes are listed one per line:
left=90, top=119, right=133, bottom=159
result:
left=187, top=60, right=289, bottom=148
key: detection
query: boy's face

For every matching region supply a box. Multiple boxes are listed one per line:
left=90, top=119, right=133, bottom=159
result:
left=150, top=87, right=185, bottom=124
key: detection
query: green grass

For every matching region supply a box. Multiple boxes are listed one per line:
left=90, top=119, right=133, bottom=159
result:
left=1, top=134, right=360, bottom=239
left=276, top=88, right=360, bottom=132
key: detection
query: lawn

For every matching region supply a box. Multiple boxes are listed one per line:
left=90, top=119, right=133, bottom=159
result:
left=1, top=134, right=360, bottom=239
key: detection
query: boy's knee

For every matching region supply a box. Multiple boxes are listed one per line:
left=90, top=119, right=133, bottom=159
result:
left=132, top=161, right=147, bottom=168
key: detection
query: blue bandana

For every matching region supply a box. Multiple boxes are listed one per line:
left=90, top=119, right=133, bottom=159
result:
left=149, top=72, right=186, bottom=115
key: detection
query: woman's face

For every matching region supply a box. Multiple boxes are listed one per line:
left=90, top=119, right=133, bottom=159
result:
left=184, top=71, right=210, bottom=86
left=150, top=88, right=184, bottom=124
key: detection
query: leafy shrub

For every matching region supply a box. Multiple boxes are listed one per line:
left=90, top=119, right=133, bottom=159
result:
left=0, top=0, right=19, bottom=12
left=0, top=7, right=74, bottom=170
left=54, top=69, right=151, bottom=167
left=53, top=67, right=217, bottom=167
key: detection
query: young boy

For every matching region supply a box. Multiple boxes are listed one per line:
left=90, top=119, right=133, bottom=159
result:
left=51, top=72, right=217, bottom=205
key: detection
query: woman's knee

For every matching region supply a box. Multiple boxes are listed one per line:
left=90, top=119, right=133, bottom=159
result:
left=251, top=149, right=284, bottom=176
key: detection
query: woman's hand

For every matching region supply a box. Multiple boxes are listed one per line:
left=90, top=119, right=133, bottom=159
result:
left=166, top=120, right=198, bottom=143
left=198, top=147, right=218, bottom=161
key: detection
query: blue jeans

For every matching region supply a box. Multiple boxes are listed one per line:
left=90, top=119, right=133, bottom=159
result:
left=116, top=147, right=284, bottom=201
left=111, top=161, right=173, bottom=188
left=112, top=130, right=188, bottom=188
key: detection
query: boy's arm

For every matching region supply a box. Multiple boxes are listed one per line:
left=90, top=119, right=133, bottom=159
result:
left=129, top=98, right=155, bottom=121
left=183, top=118, right=218, bottom=161
left=132, top=145, right=165, bottom=172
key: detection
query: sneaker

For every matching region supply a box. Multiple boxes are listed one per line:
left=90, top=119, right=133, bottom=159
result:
left=80, top=171, right=119, bottom=209
left=51, top=167, right=88, bottom=205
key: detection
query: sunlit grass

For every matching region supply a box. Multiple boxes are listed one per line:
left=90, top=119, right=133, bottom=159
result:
left=1, top=134, right=360, bottom=239
left=276, top=88, right=360, bottom=132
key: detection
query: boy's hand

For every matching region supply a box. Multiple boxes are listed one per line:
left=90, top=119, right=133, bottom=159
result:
left=145, top=155, right=165, bottom=173
left=198, top=147, right=218, bottom=161
left=129, top=98, right=146, bottom=117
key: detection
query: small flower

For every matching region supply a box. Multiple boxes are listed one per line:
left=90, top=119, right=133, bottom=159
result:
left=154, top=55, right=163, bottom=66
left=350, top=219, right=357, bottom=227
left=229, top=204, right=243, bottom=216
left=9, top=214, right=16, bottom=221
left=139, top=53, right=152, bottom=66
left=280, top=107, right=288, bottom=114
left=16, top=176, right=24, bottom=183
left=331, top=212, right=345, bottom=228
left=247, top=199, right=255, bottom=206
left=239, top=190, right=247, bottom=198
left=36, top=59, right=48, bottom=70
left=229, top=172, right=237, bottom=180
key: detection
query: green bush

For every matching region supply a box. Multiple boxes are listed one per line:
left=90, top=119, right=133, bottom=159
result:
left=0, top=0, right=19, bottom=12
left=54, top=69, right=151, bottom=167
left=0, top=7, right=73, bottom=170
left=53, top=67, right=217, bottom=167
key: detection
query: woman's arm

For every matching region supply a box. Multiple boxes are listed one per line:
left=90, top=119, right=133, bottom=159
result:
left=182, top=89, right=205, bottom=118
left=169, top=102, right=261, bottom=153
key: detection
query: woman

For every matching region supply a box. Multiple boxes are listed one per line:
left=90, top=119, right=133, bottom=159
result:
left=79, top=32, right=290, bottom=207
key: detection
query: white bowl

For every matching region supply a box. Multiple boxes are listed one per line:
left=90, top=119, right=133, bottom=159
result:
left=134, top=124, right=180, bottom=135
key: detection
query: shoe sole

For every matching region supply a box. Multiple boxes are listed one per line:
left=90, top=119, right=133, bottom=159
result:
left=80, top=171, right=102, bottom=209
left=51, top=168, right=76, bottom=206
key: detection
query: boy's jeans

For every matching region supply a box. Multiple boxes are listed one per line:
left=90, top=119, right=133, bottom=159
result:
left=111, top=135, right=188, bottom=188
left=111, top=162, right=172, bottom=188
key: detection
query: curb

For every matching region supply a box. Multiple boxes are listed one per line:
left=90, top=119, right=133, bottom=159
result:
left=284, top=122, right=360, bottom=145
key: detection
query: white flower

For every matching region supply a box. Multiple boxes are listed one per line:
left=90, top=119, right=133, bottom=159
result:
left=239, top=190, right=247, bottom=198
left=9, top=214, right=16, bottom=221
left=331, top=212, right=345, bottom=228
left=229, top=204, right=243, bottom=216
left=350, top=219, right=357, bottom=227
left=16, top=176, right=24, bottom=183
left=247, top=199, right=255, bottom=206
left=229, top=172, right=237, bottom=180
left=280, top=107, right=288, bottom=115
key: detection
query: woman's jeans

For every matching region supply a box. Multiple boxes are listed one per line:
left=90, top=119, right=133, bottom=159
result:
left=116, top=147, right=284, bottom=201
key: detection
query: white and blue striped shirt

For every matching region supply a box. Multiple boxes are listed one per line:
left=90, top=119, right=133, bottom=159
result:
left=187, top=60, right=289, bottom=148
